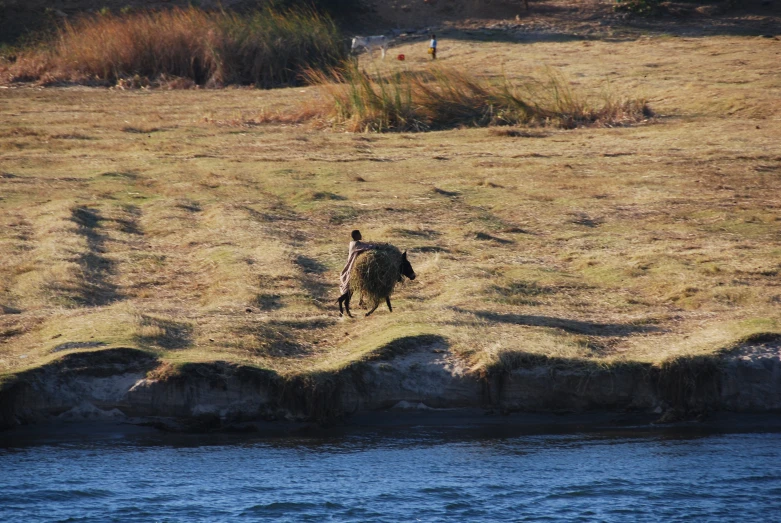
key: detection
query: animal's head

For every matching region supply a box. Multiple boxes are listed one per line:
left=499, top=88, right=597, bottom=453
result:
left=350, top=37, right=358, bottom=50
left=400, top=251, right=416, bottom=281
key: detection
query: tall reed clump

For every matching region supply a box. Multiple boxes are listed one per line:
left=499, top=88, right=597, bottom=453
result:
left=305, top=64, right=651, bottom=132
left=8, top=7, right=345, bottom=88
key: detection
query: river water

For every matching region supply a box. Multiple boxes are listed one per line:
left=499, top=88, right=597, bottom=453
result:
left=2, top=418, right=781, bottom=522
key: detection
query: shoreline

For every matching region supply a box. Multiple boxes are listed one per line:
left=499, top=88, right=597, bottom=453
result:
left=3, top=410, right=781, bottom=447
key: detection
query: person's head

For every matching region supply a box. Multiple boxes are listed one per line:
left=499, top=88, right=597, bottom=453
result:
left=351, top=230, right=362, bottom=241
left=431, top=34, right=436, bottom=39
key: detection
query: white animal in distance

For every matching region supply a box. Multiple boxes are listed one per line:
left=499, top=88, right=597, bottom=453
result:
left=351, top=35, right=391, bottom=59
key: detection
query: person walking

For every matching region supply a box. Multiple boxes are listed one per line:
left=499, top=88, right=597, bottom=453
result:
left=339, top=230, right=376, bottom=298
left=428, top=34, right=437, bottom=60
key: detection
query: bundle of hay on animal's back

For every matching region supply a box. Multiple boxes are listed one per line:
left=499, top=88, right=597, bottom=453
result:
left=351, top=243, right=403, bottom=306
left=338, top=243, right=416, bottom=318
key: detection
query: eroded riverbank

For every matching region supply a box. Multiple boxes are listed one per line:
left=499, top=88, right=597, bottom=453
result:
left=2, top=337, right=780, bottom=432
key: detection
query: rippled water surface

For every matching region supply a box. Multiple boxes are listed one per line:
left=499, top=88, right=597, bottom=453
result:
left=2, top=422, right=781, bottom=522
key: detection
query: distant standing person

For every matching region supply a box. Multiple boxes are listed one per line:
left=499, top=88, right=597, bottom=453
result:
left=429, top=34, right=437, bottom=60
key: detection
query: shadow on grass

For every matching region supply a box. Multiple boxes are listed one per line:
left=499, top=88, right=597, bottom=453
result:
left=293, top=255, right=332, bottom=308
left=457, top=308, right=659, bottom=336
left=393, top=228, right=442, bottom=239
left=474, top=232, right=514, bottom=244
left=410, top=245, right=450, bottom=253
left=492, top=281, right=555, bottom=307
left=230, top=321, right=310, bottom=358
left=67, top=206, right=122, bottom=306
left=444, top=29, right=585, bottom=44
left=0, top=304, right=22, bottom=314
left=254, top=293, right=284, bottom=311
left=51, top=341, right=107, bottom=353
left=114, top=204, right=143, bottom=235
left=295, top=255, right=328, bottom=275
left=134, top=314, right=193, bottom=350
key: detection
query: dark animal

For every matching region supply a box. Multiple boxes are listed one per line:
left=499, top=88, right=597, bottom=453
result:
left=338, top=247, right=416, bottom=318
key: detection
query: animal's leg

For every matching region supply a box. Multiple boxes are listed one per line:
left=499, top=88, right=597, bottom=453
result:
left=381, top=46, right=386, bottom=59
left=385, top=297, right=393, bottom=312
left=365, top=301, right=380, bottom=317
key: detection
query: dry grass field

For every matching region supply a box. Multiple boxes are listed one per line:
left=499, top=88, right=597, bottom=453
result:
left=1, top=32, right=780, bottom=384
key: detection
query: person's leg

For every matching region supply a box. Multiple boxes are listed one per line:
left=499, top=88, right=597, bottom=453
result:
left=338, top=291, right=353, bottom=317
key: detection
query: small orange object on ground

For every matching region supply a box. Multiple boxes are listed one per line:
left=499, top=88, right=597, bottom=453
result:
left=397, top=54, right=405, bottom=61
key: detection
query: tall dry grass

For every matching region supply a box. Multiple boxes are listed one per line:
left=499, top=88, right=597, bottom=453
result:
left=305, top=64, right=652, bottom=132
left=8, top=7, right=345, bottom=88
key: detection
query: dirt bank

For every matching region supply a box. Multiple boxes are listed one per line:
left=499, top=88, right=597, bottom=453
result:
left=1, top=339, right=779, bottom=431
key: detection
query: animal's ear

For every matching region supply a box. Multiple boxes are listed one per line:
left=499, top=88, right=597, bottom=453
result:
left=402, top=251, right=407, bottom=260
